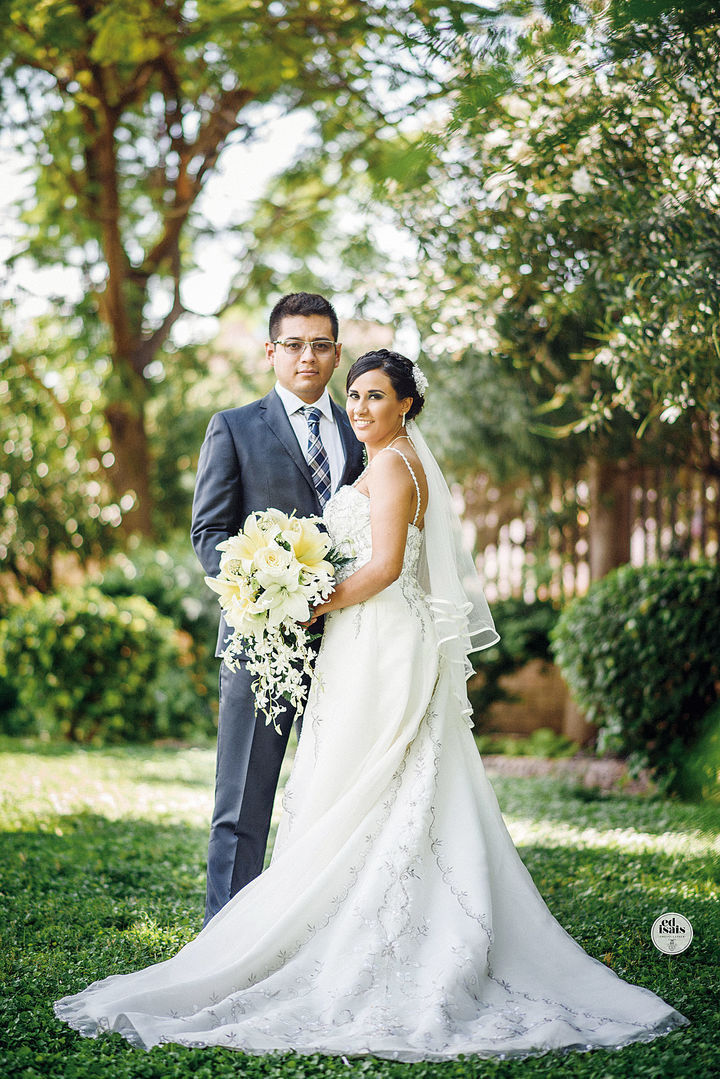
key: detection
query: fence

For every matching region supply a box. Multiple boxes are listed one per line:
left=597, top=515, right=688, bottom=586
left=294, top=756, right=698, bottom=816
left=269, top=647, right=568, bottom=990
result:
left=462, top=466, right=720, bottom=604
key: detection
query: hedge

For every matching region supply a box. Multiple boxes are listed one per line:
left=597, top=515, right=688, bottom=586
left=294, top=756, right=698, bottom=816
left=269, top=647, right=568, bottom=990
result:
left=551, top=560, right=720, bottom=798
left=0, top=586, right=213, bottom=744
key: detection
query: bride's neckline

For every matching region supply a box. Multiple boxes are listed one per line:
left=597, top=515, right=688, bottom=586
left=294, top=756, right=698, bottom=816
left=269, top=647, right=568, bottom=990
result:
left=340, top=484, right=423, bottom=534
left=353, top=435, right=416, bottom=488
left=350, top=435, right=423, bottom=532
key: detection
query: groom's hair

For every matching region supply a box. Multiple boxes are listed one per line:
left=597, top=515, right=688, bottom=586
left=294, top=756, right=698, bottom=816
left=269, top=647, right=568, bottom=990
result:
left=269, top=293, right=339, bottom=342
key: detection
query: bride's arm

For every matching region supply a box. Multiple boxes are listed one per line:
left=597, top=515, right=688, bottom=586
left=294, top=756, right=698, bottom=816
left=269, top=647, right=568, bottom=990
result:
left=313, top=452, right=416, bottom=617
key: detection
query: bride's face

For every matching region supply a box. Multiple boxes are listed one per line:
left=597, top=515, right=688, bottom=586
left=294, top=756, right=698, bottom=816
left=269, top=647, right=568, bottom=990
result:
left=346, top=369, right=411, bottom=447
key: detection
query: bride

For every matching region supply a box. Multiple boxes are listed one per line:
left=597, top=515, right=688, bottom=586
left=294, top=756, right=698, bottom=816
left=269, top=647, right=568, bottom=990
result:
left=55, top=349, right=687, bottom=1060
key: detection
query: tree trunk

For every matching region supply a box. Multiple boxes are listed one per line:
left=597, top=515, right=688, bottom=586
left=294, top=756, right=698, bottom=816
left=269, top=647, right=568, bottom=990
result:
left=105, top=397, right=154, bottom=537
left=587, top=456, right=632, bottom=580
left=90, top=104, right=155, bottom=537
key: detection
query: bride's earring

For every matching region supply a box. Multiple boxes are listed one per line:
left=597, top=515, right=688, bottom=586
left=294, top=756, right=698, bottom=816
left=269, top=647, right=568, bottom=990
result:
left=401, top=412, right=406, bottom=428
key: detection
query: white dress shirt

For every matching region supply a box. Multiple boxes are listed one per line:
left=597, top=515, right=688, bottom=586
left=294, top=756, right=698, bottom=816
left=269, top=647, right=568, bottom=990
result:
left=274, top=383, right=346, bottom=494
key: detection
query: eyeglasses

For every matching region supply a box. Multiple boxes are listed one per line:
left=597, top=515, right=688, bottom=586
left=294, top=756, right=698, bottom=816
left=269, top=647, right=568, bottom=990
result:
left=272, top=338, right=338, bottom=358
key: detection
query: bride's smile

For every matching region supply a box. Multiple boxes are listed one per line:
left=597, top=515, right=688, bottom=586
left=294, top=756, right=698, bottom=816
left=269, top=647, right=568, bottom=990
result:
left=346, top=370, right=411, bottom=452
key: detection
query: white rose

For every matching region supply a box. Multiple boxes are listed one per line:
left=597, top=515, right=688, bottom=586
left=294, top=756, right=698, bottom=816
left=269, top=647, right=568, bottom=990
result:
left=253, top=544, right=297, bottom=590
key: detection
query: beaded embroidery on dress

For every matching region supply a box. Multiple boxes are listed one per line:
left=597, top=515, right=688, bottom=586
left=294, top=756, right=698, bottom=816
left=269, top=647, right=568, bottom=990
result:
left=54, top=485, right=687, bottom=1060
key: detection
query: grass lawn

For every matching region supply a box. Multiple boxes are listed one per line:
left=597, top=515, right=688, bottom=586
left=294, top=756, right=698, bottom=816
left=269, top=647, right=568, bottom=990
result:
left=0, top=736, right=717, bottom=1078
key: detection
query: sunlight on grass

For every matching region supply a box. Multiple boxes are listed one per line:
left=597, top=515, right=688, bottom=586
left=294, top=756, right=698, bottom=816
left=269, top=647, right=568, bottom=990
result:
left=0, top=744, right=214, bottom=828
left=1, top=739, right=716, bottom=1079
left=505, top=817, right=719, bottom=859
left=124, top=917, right=196, bottom=950
left=2, top=737, right=717, bottom=872
left=0, top=735, right=298, bottom=838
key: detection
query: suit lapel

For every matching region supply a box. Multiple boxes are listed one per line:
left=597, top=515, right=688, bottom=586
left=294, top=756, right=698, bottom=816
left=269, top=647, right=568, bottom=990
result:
left=259, top=389, right=362, bottom=498
left=259, top=389, right=317, bottom=497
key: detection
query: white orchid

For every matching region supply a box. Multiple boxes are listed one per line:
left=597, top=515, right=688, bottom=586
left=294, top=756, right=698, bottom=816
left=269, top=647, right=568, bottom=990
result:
left=206, top=508, right=352, bottom=733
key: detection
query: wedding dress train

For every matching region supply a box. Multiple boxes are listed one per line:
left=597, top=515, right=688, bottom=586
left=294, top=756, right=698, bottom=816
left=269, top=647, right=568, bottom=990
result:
left=54, top=482, right=687, bottom=1060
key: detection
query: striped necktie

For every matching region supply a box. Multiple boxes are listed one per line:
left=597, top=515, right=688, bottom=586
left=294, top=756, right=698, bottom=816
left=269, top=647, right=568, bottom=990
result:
left=302, top=406, right=332, bottom=507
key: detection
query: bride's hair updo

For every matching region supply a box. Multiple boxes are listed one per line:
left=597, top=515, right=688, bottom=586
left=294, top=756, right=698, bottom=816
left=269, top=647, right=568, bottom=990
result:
left=346, top=349, right=426, bottom=421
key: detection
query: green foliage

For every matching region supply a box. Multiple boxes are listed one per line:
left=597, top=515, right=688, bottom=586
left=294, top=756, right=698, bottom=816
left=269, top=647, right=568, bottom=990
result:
left=1, top=0, right=483, bottom=536
left=1, top=740, right=716, bottom=1077
left=0, top=321, right=237, bottom=595
left=0, top=327, right=119, bottom=597
left=476, top=727, right=578, bottom=758
left=551, top=560, right=720, bottom=797
left=677, top=701, right=720, bottom=806
left=456, top=10, right=719, bottom=423
left=416, top=24, right=720, bottom=491
left=98, top=541, right=217, bottom=639
left=469, top=597, right=560, bottom=722
left=146, top=349, right=217, bottom=536
left=98, top=540, right=220, bottom=710
left=0, top=586, right=214, bottom=744
left=286, top=3, right=720, bottom=502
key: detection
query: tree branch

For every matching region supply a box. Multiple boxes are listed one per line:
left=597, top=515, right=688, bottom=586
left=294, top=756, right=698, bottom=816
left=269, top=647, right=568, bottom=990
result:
left=115, top=60, right=158, bottom=111
left=135, top=248, right=186, bottom=369
left=140, top=84, right=256, bottom=277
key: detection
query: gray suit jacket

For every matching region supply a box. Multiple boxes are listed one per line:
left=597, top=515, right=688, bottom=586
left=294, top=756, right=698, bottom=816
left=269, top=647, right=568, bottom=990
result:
left=191, top=388, right=364, bottom=654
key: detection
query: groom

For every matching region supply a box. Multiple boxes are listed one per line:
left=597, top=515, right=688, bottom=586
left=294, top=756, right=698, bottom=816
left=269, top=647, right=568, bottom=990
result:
left=191, top=292, right=364, bottom=924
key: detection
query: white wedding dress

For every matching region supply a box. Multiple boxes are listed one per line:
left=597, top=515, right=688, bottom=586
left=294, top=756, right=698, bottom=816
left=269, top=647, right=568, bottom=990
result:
left=55, top=480, right=688, bottom=1060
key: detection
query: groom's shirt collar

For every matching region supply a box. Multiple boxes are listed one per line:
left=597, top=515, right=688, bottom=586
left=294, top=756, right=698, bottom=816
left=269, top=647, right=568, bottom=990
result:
left=274, top=383, right=335, bottom=422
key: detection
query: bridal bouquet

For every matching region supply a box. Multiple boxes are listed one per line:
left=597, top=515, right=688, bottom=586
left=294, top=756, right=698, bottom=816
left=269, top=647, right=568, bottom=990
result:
left=205, top=508, right=351, bottom=733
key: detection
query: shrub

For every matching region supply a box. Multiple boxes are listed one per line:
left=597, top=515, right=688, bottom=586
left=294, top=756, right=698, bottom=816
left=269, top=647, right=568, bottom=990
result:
left=0, top=596, right=17, bottom=720
left=0, top=668, right=17, bottom=720
left=0, top=586, right=214, bottom=744
left=469, top=597, right=561, bottom=726
left=475, top=727, right=578, bottom=758
left=676, top=700, right=720, bottom=804
left=551, top=560, right=720, bottom=797
left=98, top=541, right=220, bottom=710
left=98, top=541, right=217, bottom=638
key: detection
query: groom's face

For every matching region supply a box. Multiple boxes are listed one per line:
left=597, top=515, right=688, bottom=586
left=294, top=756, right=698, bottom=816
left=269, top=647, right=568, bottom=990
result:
left=266, top=314, right=341, bottom=404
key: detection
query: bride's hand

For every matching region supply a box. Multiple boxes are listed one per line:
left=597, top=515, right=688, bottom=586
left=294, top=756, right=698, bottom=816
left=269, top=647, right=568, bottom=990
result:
left=301, top=606, right=325, bottom=628
left=307, top=600, right=332, bottom=624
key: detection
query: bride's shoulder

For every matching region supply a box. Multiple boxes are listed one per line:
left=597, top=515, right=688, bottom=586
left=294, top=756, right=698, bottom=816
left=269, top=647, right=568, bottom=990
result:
left=370, top=442, right=426, bottom=489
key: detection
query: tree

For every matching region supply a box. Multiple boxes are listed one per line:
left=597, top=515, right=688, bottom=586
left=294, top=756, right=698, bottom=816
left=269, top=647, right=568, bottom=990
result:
left=423, top=5, right=720, bottom=574
left=1, top=0, right=479, bottom=535
left=433, top=0, right=720, bottom=425
left=262, top=2, right=720, bottom=579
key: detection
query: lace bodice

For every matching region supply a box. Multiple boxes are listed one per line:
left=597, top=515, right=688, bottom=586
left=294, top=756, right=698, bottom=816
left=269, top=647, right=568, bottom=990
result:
left=324, top=485, right=424, bottom=587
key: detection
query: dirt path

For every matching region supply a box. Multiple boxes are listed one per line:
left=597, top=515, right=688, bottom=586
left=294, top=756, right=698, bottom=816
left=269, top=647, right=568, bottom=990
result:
left=481, top=755, right=654, bottom=795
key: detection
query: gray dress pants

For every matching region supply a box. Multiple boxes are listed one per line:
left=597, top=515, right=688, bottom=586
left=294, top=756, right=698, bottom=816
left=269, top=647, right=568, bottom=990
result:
left=203, top=660, right=295, bottom=925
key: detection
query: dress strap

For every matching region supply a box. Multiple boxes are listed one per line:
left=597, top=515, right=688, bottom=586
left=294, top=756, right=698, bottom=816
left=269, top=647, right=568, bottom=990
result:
left=385, top=446, right=422, bottom=527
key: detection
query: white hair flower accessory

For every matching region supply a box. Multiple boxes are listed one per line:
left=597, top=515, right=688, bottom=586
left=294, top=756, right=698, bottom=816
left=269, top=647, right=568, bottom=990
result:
left=411, top=362, right=428, bottom=396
